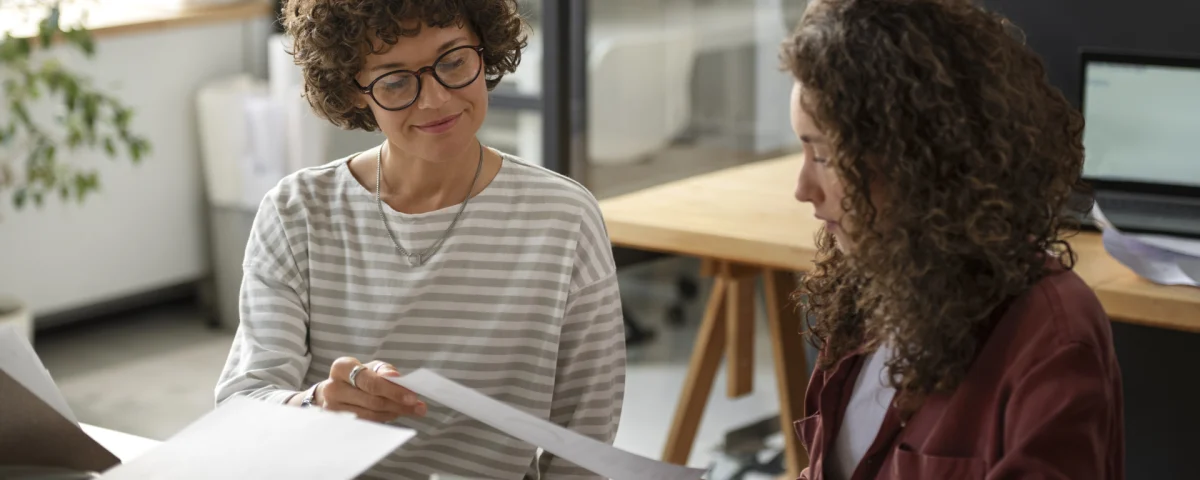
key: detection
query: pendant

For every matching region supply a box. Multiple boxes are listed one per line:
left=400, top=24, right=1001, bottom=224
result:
left=407, top=253, right=423, bottom=267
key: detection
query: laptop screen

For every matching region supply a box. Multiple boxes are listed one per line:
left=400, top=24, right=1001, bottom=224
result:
left=1082, top=59, right=1200, bottom=188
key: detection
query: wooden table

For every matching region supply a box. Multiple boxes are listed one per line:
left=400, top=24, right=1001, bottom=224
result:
left=599, top=153, right=1200, bottom=477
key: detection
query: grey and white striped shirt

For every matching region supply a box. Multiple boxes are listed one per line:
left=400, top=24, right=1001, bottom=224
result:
left=214, top=152, right=626, bottom=480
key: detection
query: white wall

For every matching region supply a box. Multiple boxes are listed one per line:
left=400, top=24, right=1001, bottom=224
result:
left=0, top=19, right=271, bottom=318
left=754, top=0, right=802, bottom=153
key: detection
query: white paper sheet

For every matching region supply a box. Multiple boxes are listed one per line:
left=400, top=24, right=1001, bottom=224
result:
left=390, top=369, right=709, bottom=480
left=1092, top=205, right=1200, bottom=287
left=0, top=324, right=78, bottom=424
left=1134, top=234, right=1200, bottom=258
left=98, top=397, right=415, bottom=480
left=81, top=423, right=161, bottom=463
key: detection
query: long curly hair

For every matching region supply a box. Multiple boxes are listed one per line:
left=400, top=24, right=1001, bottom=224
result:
left=780, top=0, right=1092, bottom=408
left=283, top=0, right=527, bottom=131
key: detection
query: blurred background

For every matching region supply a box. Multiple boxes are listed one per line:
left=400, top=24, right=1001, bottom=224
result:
left=0, top=0, right=1197, bottom=478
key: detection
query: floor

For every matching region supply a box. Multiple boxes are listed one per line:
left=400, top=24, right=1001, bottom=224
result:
left=33, top=256, right=800, bottom=475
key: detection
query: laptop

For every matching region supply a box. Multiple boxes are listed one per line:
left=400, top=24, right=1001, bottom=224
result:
left=1078, top=49, right=1200, bottom=239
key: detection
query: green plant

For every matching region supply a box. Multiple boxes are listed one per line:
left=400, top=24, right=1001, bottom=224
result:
left=0, top=0, right=149, bottom=211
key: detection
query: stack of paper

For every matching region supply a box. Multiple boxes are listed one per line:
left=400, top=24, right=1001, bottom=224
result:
left=0, top=324, right=415, bottom=479
left=1092, top=205, right=1200, bottom=287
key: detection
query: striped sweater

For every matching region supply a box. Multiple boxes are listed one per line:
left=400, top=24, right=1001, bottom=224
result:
left=214, top=152, right=626, bottom=479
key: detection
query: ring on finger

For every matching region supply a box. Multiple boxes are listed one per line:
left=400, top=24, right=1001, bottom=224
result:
left=372, top=362, right=388, bottom=374
left=348, top=364, right=367, bottom=390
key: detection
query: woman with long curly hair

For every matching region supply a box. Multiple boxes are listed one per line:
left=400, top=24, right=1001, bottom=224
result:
left=781, top=0, right=1124, bottom=478
left=214, top=1, right=624, bottom=478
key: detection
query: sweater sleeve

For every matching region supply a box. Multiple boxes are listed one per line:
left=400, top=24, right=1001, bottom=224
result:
left=533, top=196, right=627, bottom=479
left=214, top=195, right=312, bottom=406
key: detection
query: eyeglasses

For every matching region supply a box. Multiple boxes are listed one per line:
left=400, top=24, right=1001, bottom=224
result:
left=355, top=45, right=485, bottom=111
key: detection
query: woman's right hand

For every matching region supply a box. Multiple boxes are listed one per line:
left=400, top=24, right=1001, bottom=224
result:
left=313, top=357, right=427, bottom=423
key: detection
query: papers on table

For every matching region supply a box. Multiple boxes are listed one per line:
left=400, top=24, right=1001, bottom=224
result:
left=0, top=324, right=77, bottom=423
left=1092, top=205, right=1200, bottom=287
left=1, top=323, right=412, bottom=478
left=98, top=397, right=416, bottom=480
left=390, top=369, right=709, bottom=480
left=1, top=320, right=708, bottom=479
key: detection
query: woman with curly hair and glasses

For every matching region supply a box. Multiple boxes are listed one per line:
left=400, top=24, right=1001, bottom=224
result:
left=781, top=0, right=1124, bottom=478
left=214, top=1, right=624, bottom=478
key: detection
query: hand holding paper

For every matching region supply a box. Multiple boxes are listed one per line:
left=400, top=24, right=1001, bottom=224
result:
left=389, top=369, right=709, bottom=480
left=314, top=358, right=427, bottom=423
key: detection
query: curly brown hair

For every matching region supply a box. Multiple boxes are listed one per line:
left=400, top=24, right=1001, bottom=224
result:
left=781, top=0, right=1092, bottom=409
left=282, top=0, right=527, bottom=131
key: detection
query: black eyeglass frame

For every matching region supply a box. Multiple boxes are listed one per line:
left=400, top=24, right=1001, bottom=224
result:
left=354, top=45, right=486, bottom=111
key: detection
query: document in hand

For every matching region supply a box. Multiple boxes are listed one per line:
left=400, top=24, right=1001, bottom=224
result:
left=388, top=369, right=710, bottom=480
left=98, top=397, right=417, bottom=480
left=1093, top=205, right=1200, bottom=287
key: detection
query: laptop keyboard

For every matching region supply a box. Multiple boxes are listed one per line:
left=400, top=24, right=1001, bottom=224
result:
left=1094, top=193, right=1200, bottom=238
left=1098, top=196, right=1200, bottom=220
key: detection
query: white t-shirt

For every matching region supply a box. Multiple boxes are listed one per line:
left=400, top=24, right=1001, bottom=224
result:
left=827, top=344, right=897, bottom=480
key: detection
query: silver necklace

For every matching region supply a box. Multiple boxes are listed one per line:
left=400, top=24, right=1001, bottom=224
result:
left=375, top=141, right=483, bottom=267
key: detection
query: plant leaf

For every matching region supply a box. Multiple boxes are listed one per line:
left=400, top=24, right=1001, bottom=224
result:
left=64, top=28, right=96, bottom=56
left=67, top=125, right=83, bottom=148
left=11, top=100, right=31, bottom=128
left=74, top=172, right=100, bottom=203
left=39, top=5, right=62, bottom=48
left=133, top=137, right=150, bottom=163
left=1, top=8, right=149, bottom=215
left=0, top=35, right=18, bottom=64
left=0, top=43, right=16, bottom=64
left=113, top=106, right=131, bottom=130
left=15, top=36, right=31, bottom=58
left=41, top=59, right=64, bottom=93
left=82, top=93, right=99, bottom=137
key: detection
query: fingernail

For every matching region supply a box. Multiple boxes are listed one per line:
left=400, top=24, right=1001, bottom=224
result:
left=382, top=369, right=400, bottom=378
left=416, top=404, right=427, bottom=416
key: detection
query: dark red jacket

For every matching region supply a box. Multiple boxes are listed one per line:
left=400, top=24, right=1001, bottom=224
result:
left=796, top=268, right=1125, bottom=479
